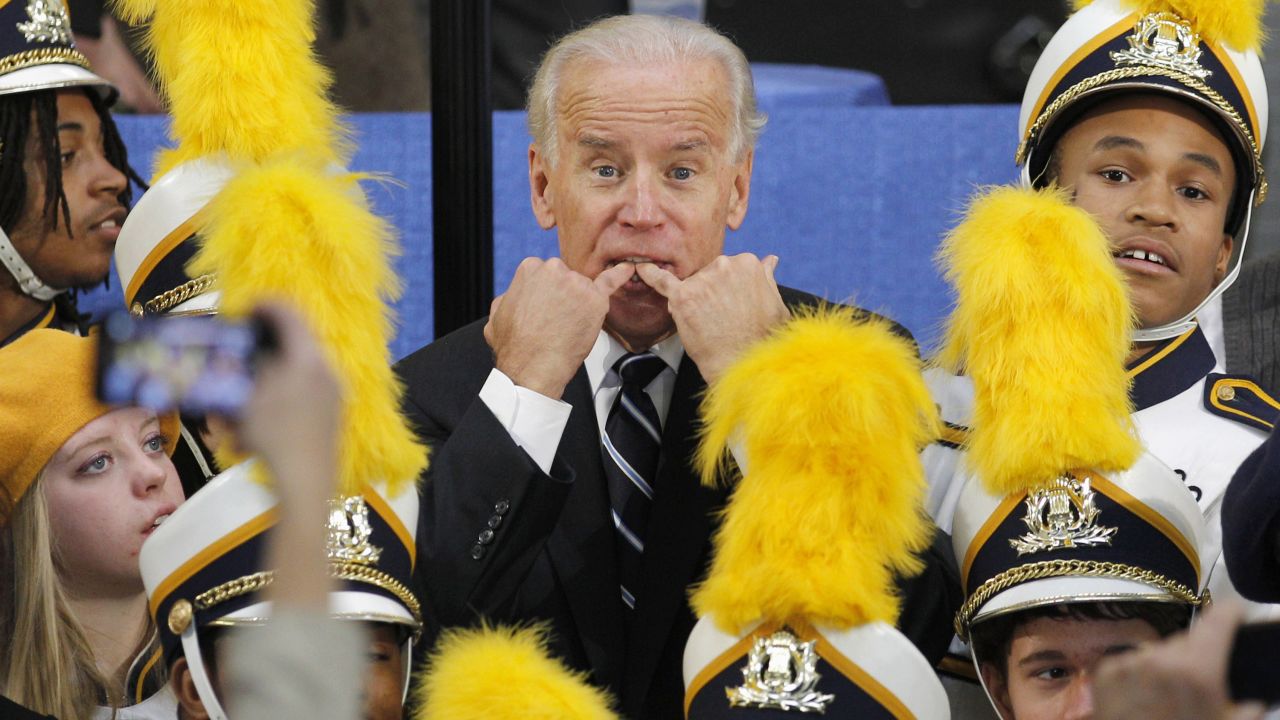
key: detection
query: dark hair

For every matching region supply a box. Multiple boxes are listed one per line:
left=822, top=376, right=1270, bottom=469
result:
left=971, top=600, right=1191, bottom=682
left=0, top=88, right=144, bottom=238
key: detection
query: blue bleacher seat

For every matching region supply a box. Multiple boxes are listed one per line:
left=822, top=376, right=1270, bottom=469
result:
left=97, top=105, right=1019, bottom=360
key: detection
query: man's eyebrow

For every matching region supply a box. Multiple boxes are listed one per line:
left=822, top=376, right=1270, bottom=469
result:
left=578, top=135, right=614, bottom=149
left=1183, top=152, right=1223, bottom=176
left=672, top=139, right=707, bottom=152
left=1102, top=643, right=1139, bottom=656
left=1094, top=135, right=1144, bottom=153
left=56, top=122, right=85, bottom=133
left=1016, top=650, right=1066, bottom=667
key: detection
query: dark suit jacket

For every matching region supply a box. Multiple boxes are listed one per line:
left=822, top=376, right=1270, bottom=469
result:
left=396, top=287, right=959, bottom=719
left=1223, top=250, right=1280, bottom=394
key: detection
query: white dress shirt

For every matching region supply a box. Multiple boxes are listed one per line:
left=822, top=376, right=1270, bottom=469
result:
left=479, top=331, right=684, bottom=475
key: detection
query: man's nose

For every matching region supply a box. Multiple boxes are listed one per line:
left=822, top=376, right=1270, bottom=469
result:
left=91, top=152, right=128, bottom=199
left=1125, top=180, right=1177, bottom=230
left=617, top=170, right=663, bottom=230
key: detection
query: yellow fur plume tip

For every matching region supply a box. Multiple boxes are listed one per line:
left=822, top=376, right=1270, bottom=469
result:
left=129, top=0, right=345, bottom=168
left=1086, top=0, right=1267, bottom=52
left=110, top=0, right=157, bottom=23
left=937, top=185, right=1140, bottom=496
left=692, top=308, right=938, bottom=633
left=190, top=159, right=428, bottom=497
left=414, top=625, right=618, bottom=720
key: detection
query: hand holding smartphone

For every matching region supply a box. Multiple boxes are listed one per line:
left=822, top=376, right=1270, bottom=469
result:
left=96, top=311, right=277, bottom=417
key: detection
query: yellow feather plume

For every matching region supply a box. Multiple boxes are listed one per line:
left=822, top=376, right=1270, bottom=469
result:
left=1071, top=0, right=1266, bottom=52
left=414, top=625, right=618, bottom=720
left=189, top=158, right=427, bottom=497
left=692, top=308, right=938, bottom=634
left=936, top=186, right=1139, bottom=496
left=111, top=0, right=344, bottom=174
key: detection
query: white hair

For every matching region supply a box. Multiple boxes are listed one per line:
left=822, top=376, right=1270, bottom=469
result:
left=526, top=14, right=766, bottom=163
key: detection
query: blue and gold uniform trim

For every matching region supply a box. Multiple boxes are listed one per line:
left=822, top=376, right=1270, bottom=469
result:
left=1204, top=375, right=1280, bottom=432
left=936, top=421, right=970, bottom=450
left=1128, top=326, right=1213, bottom=411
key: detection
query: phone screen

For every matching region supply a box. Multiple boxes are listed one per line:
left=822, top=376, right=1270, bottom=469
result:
left=97, top=312, right=258, bottom=417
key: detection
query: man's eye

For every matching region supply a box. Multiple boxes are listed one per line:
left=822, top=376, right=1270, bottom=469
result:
left=60, top=151, right=75, bottom=166
left=593, top=165, right=617, bottom=178
left=144, top=434, right=167, bottom=453
left=1034, top=667, right=1069, bottom=681
left=1179, top=186, right=1207, bottom=200
left=670, top=167, right=693, bottom=181
left=1100, top=169, right=1129, bottom=182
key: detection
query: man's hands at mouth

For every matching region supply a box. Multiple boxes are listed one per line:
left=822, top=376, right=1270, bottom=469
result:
left=636, top=254, right=789, bottom=384
left=484, top=253, right=790, bottom=399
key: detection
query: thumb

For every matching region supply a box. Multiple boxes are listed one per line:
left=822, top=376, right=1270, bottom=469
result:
left=763, top=254, right=780, bottom=283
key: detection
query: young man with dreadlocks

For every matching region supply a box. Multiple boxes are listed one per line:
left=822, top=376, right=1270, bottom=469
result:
left=0, top=1, right=141, bottom=347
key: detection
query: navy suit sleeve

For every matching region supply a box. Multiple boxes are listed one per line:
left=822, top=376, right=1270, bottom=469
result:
left=1222, top=428, right=1280, bottom=603
left=396, top=323, right=574, bottom=632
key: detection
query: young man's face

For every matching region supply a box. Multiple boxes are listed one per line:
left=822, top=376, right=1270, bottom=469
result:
left=980, top=614, right=1161, bottom=720
left=7, top=89, right=127, bottom=289
left=1052, top=94, right=1236, bottom=331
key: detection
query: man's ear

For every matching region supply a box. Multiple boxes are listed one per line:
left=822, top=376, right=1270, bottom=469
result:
left=171, top=657, right=210, bottom=720
left=979, top=661, right=1017, bottom=720
left=1214, top=232, right=1234, bottom=283
left=726, top=148, right=753, bottom=231
left=529, top=143, right=557, bottom=230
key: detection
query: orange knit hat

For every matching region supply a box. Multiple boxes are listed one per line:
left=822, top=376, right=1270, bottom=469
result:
left=0, top=329, right=178, bottom=522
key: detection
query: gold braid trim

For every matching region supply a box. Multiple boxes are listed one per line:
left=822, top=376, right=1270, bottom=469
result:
left=189, top=562, right=422, bottom=627
left=954, top=559, right=1204, bottom=640
left=1017, top=65, right=1268, bottom=204
left=133, top=274, right=217, bottom=316
left=0, top=47, right=90, bottom=77
left=195, top=570, right=273, bottom=610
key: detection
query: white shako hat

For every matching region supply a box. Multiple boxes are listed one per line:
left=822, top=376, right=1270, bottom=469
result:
left=1016, top=0, right=1269, bottom=342
left=680, top=309, right=950, bottom=719
left=115, top=157, right=236, bottom=318
left=0, top=0, right=115, bottom=100
left=951, top=451, right=1208, bottom=643
left=140, top=462, right=421, bottom=720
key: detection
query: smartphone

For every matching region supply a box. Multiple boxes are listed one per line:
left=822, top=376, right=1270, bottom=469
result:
left=1230, top=621, right=1280, bottom=704
left=96, top=311, right=271, bottom=417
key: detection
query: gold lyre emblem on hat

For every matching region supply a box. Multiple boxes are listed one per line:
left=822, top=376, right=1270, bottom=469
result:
left=727, top=628, right=835, bottom=712
left=326, top=496, right=382, bottom=566
left=1011, top=474, right=1117, bottom=556
left=16, top=0, right=73, bottom=44
left=1111, top=12, right=1211, bottom=80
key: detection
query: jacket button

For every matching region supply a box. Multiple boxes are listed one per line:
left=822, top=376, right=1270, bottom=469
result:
left=494, top=500, right=510, bottom=515
left=478, top=529, right=495, bottom=545
left=470, top=544, right=485, bottom=560
left=1217, top=385, right=1236, bottom=402
left=487, top=515, right=502, bottom=529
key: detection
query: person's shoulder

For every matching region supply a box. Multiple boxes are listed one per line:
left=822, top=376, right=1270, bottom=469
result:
left=777, top=286, right=917, bottom=347
left=0, top=695, right=57, bottom=720
left=1201, top=373, right=1280, bottom=434
left=394, top=317, right=493, bottom=387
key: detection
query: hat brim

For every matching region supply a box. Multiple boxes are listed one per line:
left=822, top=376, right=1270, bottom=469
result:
left=972, top=575, right=1193, bottom=629
left=212, top=591, right=417, bottom=630
left=0, top=64, right=117, bottom=104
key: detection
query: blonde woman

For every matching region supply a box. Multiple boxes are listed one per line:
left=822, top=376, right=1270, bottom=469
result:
left=0, top=329, right=184, bottom=719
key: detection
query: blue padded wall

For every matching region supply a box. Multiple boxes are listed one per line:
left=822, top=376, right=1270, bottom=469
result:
left=100, top=106, right=1019, bottom=360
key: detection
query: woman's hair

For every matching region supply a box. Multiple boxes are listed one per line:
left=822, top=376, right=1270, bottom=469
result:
left=0, top=471, right=163, bottom=718
left=0, top=87, right=144, bottom=237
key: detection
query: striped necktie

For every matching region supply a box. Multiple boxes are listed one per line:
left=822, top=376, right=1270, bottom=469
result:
left=602, top=352, right=667, bottom=611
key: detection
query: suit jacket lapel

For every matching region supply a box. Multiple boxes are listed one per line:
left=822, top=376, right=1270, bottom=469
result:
left=624, top=354, right=725, bottom=702
left=547, top=367, right=626, bottom=687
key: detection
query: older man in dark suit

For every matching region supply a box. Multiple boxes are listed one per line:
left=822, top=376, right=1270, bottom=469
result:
left=396, top=14, right=957, bottom=718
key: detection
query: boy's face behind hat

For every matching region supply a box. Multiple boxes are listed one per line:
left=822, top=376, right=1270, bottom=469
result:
left=979, top=612, right=1162, bottom=720
left=1052, top=94, right=1235, bottom=331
